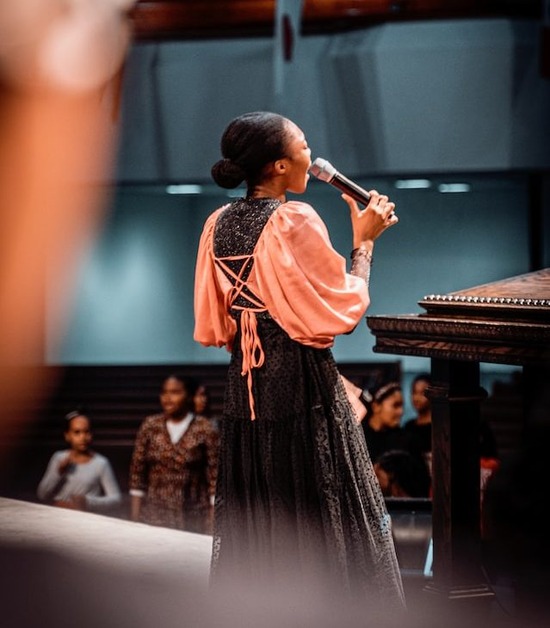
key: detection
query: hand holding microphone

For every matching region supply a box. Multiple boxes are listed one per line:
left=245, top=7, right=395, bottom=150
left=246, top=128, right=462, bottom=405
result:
left=309, top=157, right=373, bottom=206
left=309, top=157, right=398, bottom=246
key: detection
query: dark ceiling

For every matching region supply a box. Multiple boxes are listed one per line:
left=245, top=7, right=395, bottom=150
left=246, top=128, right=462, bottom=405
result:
left=129, top=0, right=543, bottom=41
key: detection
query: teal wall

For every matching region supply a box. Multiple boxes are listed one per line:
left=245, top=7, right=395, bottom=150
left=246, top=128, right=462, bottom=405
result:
left=45, top=18, right=549, bottom=419
left=50, top=173, right=536, bottom=370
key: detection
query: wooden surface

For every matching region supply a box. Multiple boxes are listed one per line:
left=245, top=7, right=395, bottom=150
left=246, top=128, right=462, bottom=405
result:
left=368, top=268, right=550, bottom=366
left=420, top=268, right=550, bottom=321
left=367, top=268, right=550, bottom=604
left=128, top=0, right=541, bottom=41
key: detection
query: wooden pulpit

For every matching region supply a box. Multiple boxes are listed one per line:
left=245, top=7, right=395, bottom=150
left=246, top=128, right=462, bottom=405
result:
left=367, top=268, right=550, bottom=603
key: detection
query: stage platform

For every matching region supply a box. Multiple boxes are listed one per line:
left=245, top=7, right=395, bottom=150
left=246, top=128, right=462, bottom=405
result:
left=0, top=497, right=213, bottom=628
left=0, top=497, right=522, bottom=628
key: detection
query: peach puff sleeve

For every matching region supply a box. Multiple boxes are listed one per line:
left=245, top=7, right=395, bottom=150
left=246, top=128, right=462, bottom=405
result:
left=252, top=201, right=370, bottom=348
left=193, top=207, right=237, bottom=350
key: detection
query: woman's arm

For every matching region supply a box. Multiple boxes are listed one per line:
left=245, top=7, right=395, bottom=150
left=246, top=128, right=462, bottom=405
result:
left=130, top=493, right=143, bottom=522
left=343, top=190, right=397, bottom=285
left=205, top=424, right=220, bottom=505
left=37, top=451, right=69, bottom=502
left=254, top=201, right=369, bottom=346
left=128, top=419, right=150, bottom=521
left=85, top=458, right=121, bottom=510
left=194, top=207, right=237, bottom=349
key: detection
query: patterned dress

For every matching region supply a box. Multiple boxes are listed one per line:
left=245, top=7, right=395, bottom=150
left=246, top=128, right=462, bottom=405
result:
left=194, top=198, right=405, bottom=607
left=129, top=414, right=219, bottom=532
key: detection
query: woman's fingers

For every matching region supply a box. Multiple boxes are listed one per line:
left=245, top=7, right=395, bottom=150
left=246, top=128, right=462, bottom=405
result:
left=341, top=192, right=360, bottom=213
left=342, top=191, right=398, bottom=227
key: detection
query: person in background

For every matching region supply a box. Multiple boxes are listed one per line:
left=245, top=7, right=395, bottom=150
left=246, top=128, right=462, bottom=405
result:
left=403, top=373, right=433, bottom=475
left=373, top=449, right=431, bottom=498
left=194, top=110, right=405, bottom=610
left=404, top=373, right=499, bottom=493
left=193, top=383, right=220, bottom=428
left=360, top=382, right=412, bottom=464
left=37, top=410, right=121, bottom=512
left=129, top=373, right=219, bottom=533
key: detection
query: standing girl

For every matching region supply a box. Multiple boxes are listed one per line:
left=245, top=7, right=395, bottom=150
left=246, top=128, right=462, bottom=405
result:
left=194, top=111, right=405, bottom=608
left=129, top=373, right=219, bottom=533
left=360, top=382, right=408, bottom=464
left=37, top=411, right=121, bottom=512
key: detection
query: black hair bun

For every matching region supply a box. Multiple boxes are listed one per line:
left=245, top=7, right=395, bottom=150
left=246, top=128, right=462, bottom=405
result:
left=211, top=158, right=246, bottom=189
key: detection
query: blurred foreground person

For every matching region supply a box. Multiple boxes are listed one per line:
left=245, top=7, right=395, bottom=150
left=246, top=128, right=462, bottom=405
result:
left=0, top=1, right=134, bottom=441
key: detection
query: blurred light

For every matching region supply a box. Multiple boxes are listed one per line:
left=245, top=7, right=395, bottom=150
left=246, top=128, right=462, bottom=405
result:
left=438, top=183, right=471, bottom=193
left=0, top=0, right=133, bottom=91
left=226, top=189, right=246, bottom=198
left=166, top=185, right=203, bottom=195
left=394, top=179, right=432, bottom=189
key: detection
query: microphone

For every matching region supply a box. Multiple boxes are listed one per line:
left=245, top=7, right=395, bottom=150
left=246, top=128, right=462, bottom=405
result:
left=309, top=157, right=371, bottom=206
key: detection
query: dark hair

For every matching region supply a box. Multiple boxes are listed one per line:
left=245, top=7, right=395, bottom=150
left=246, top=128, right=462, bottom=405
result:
left=375, top=449, right=431, bottom=498
left=194, top=384, right=211, bottom=416
left=163, top=373, right=199, bottom=398
left=64, top=407, right=89, bottom=429
left=411, top=372, right=431, bottom=388
left=361, top=381, right=402, bottom=420
left=211, top=111, right=289, bottom=189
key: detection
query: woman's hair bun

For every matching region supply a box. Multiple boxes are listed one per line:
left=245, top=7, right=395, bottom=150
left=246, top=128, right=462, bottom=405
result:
left=211, top=158, right=246, bottom=189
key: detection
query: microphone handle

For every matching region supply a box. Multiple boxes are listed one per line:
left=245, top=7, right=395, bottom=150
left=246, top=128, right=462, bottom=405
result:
left=329, top=172, right=371, bottom=206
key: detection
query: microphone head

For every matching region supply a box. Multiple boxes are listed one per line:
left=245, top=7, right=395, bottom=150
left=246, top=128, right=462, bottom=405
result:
left=309, top=157, right=337, bottom=183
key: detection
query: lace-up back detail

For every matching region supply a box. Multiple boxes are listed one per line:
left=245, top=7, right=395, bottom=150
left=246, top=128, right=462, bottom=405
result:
left=213, top=198, right=281, bottom=419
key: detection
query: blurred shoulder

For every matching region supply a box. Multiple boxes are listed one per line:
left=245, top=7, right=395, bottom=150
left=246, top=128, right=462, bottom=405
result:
left=141, top=414, right=165, bottom=428
left=92, top=452, right=111, bottom=466
left=50, top=449, right=69, bottom=460
left=193, top=415, right=219, bottom=433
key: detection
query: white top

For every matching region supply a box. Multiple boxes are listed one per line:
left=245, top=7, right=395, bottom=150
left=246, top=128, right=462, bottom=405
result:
left=37, top=450, right=121, bottom=511
left=166, top=412, right=194, bottom=444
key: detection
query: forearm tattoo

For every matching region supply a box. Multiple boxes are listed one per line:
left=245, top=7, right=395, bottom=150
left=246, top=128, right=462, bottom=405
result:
left=350, top=247, right=373, bottom=287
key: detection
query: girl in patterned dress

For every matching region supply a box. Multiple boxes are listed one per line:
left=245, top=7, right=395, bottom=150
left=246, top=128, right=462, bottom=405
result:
left=129, top=374, right=219, bottom=533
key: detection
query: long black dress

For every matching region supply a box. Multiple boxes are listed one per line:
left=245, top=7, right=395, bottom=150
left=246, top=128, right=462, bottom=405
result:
left=198, top=198, right=405, bottom=608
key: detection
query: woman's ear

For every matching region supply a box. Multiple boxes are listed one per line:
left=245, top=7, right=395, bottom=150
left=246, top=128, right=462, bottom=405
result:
left=273, top=159, right=287, bottom=174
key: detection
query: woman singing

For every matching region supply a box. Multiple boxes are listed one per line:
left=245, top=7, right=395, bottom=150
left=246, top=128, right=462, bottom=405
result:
left=194, top=111, right=405, bottom=609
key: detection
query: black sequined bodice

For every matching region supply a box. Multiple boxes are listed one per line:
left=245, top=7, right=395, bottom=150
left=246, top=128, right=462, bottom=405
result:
left=213, top=197, right=281, bottom=257
left=213, top=198, right=281, bottom=314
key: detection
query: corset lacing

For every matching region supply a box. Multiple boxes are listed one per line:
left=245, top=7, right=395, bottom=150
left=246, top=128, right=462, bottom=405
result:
left=215, top=254, right=266, bottom=420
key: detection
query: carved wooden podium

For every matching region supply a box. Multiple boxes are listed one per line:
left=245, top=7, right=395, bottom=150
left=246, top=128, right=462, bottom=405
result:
left=367, top=269, right=550, bottom=603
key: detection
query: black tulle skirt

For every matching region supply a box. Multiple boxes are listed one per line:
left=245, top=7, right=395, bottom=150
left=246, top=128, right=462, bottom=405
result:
left=211, top=316, right=405, bottom=608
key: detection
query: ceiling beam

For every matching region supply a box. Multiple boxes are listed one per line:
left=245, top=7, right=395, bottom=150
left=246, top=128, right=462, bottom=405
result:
left=129, top=0, right=542, bottom=41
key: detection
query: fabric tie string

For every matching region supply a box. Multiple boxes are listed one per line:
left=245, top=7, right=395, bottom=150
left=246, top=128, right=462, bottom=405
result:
left=239, top=309, right=265, bottom=420
left=214, top=254, right=267, bottom=420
